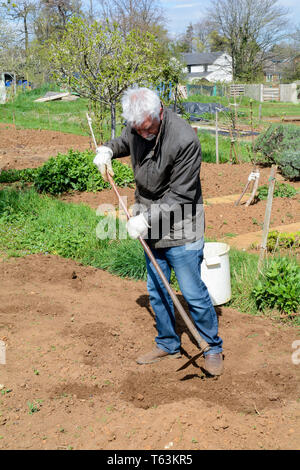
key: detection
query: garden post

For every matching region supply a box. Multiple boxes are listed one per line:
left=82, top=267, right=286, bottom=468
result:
left=215, top=110, right=219, bottom=164
left=258, top=165, right=277, bottom=272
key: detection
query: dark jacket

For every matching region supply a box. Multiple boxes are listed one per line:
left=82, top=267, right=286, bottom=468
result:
left=106, top=106, right=204, bottom=248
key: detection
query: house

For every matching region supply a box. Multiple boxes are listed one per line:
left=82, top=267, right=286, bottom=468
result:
left=262, top=53, right=300, bottom=83
left=182, top=52, right=233, bottom=83
left=263, top=56, right=291, bottom=83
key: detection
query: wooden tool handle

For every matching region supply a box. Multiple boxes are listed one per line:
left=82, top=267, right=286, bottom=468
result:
left=107, top=173, right=210, bottom=355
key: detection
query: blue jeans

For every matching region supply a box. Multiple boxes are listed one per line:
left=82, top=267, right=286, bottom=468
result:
left=145, top=238, right=223, bottom=356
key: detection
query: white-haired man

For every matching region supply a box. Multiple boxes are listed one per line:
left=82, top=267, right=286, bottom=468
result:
left=94, top=87, right=223, bottom=376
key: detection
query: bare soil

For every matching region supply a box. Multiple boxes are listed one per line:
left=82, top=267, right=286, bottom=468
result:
left=0, top=125, right=299, bottom=450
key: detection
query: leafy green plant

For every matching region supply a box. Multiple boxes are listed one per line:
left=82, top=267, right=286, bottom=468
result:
left=267, top=231, right=300, bottom=251
left=279, top=151, right=300, bottom=181
left=252, top=257, right=300, bottom=316
left=32, top=149, right=134, bottom=195
left=0, top=168, right=38, bottom=184
left=257, top=182, right=297, bottom=200
left=254, top=124, right=300, bottom=180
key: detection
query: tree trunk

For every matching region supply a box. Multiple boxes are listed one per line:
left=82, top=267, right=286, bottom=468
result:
left=24, top=15, right=28, bottom=57
left=111, top=103, right=116, bottom=139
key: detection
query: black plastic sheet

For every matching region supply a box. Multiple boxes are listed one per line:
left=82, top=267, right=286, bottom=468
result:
left=173, top=102, right=230, bottom=121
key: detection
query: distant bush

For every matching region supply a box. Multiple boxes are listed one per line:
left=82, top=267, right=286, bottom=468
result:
left=254, top=124, right=300, bottom=180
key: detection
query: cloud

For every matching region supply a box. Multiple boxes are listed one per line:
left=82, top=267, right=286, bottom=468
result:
left=174, top=3, right=200, bottom=8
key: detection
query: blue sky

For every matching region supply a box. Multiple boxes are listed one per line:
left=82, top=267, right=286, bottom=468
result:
left=84, top=1, right=300, bottom=36
left=161, top=0, right=300, bottom=35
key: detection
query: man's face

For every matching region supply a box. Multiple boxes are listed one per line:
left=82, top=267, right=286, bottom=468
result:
left=133, top=109, right=163, bottom=141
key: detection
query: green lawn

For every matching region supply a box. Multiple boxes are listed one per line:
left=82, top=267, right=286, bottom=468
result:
left=0, top=85, right=121, bottom=141
left=199, top=130, right=251, bottom=163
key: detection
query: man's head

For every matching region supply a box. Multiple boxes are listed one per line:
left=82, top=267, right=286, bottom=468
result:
left=121, top=87, right=163, bottom=140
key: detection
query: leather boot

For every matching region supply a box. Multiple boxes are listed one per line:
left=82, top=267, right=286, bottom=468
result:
left=136, top=346, right=181, bottom=365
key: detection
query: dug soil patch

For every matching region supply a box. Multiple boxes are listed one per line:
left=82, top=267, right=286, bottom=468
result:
left=0, top=254, right=299, bottom=450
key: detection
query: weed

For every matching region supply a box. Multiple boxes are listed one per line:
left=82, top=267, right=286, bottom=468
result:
left=27, top=400, right=41, bottom=415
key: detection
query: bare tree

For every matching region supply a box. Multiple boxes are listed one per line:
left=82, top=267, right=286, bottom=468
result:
left=41, top=0, right=82, bottom=28
left=97, top=0, right=166, bottom=36
left=33, top=0, right=82, bottom=42
left=1, top=0, right=37, bottom=56
left=207, top=0, right=290, bottom=81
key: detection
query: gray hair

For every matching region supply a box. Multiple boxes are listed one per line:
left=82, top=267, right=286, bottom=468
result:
left=121, top=87, right=161, bottom=126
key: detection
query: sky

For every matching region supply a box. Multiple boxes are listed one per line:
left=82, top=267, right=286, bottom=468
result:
left=84, top=0, right=300, bottom=36
left=161, top=0, right=300, bottom=35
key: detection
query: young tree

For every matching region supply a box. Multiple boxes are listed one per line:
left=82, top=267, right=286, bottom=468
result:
left=49, top=17, right=172, bottom=138
left=206, top=0, right=290, bottom=81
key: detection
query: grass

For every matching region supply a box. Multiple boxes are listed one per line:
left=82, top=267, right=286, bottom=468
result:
left=199, top=130, right=252, bottom=163
left=1, top=186, right=298, bottom=323
left=0, top=85, right=121, bottom=142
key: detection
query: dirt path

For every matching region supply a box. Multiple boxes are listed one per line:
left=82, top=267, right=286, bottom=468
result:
left=0, top=254, right=299, bottom=450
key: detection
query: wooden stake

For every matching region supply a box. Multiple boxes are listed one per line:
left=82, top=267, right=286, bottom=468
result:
left=245, top=167, right=260, bottom=206
left=258, top=165, right=277, bottom=272
left=216, top=110, right=219, bottom=164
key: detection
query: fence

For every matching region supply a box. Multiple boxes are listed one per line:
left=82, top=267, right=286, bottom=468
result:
left=263, top=86, right=280, bottom=102
left=229, top=83, right=298, bottom=103
left=186, top=84, right=226, bottom=98
left=229, top=84, right=245, bottom=97
left=187, top=83, right=298, bottom=103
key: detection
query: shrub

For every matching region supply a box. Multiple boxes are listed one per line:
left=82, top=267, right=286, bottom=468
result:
left=252, top=257, right=300, bottom=316
left=254, top=124, right=300, bottom=180
left=279, top=151, right=300, bottom=180
left=0, top=168, right=38, bottom=184
left=257, top=182, right=297, bottom=200
left=32, top=149, right=134, bottom=194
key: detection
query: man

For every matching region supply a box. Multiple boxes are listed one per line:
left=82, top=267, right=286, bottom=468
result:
left=94, top=87, right=223, bottom=376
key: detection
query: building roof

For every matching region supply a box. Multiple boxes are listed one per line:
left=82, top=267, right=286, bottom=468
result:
left=263, top=58, right=292, bottom=74
left=182, top=52, right=224, bottom=65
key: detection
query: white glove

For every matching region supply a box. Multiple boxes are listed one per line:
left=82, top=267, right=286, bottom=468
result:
left=126, top=214, right=150, bottom=239
left=93, top=146, right=114, bottom=182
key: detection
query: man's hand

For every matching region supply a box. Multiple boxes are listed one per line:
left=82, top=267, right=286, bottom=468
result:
left=93, top=146, right=114, bottom=182
left=126, top=214, right=150, bottom=239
